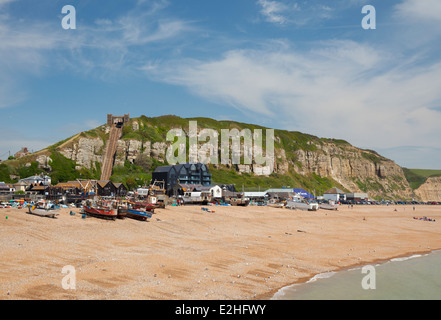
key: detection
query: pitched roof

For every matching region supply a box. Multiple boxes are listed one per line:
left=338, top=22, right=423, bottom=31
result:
left=153, top=166, right=173, bottom=173
left=324, top=187, right=345, bottom=194
left=55, top=183, right=80, bottom=189
left=97, top=181, right=111, bottom=188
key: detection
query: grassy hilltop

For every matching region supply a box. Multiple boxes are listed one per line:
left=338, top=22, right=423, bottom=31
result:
left=0, top=115, right=431, bottom=199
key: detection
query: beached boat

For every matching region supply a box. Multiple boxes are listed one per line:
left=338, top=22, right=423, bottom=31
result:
left=119, top=201, right=154, bottom=221
left=83, top=200, right=118, bottom=220
left=116, top=206, right=127, bottom=219
left=319, top=200, right=340, bottom=211
left=131, top=201, right=155, bottom=212
left=28, top=200, right=59, bottom=219
left=286, top=199, right=319, bottom=211
left=124, top=208, right=152, bottom=221
left=229, top=198, right=250, bottom=206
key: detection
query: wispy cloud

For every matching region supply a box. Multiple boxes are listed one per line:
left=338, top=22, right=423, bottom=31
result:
left=0, top=0, right=15, bottom=7
left=395, top=0, right=441, bottom=24
left=256, top=0, right=296, bottom=24
left=145, top=38, right=441, bottom=154
left=255, top=0, right=364, bottom=26
left=0, top=0, right=195, bottom=107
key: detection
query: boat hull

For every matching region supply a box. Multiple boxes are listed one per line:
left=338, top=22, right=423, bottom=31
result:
left=118, top=208, right=152, bottom=221
left=83, top=206, right=118, bottom=221
left=28, top=207, right=59, bottom=219
left=319, top=204, right=339, bottom=211
left=286, top=200, right=319, bottom=211
left=120, top=208, right=152, bottom=221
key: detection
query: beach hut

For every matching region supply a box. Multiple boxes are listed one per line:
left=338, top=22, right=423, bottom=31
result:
left=114, top=183, right=128, bottom=197
left=96, top=181, right=117, bottom=197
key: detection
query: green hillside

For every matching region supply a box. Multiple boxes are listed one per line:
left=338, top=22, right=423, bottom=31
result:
left=403, top=168, right=441, bottom=190
left=0, top=114, right=418, bottom=198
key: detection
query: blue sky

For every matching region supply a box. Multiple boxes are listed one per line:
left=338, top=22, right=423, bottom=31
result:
left=1, top=0, right=440, bottom=169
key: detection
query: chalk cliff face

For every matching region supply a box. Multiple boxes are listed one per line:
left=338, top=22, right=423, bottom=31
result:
left=51, top=115, right=416, bottom=200
left=285, top=145, right=414, bottom=200
left=415, top=177, right=441, bottom=202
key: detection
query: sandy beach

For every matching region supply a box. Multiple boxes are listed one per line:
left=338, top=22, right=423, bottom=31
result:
left=1, top=204, right=440, bottom=300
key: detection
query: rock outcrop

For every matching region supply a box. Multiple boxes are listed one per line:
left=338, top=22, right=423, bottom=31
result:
left=415, top=177, right=441, bottom=202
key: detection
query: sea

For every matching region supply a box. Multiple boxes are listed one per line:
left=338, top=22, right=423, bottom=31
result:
left=272, top=251, right=441, bottom=300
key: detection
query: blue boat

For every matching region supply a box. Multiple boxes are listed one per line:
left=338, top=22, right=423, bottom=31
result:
left=125, top=208, right=152, bottom=221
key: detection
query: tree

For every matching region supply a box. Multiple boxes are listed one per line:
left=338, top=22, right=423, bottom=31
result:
left=134, top=154, right=153, bottom=172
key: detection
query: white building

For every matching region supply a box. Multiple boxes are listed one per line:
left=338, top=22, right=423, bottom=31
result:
left=323, top=187, right=346, bottom=202
left=244, top=192, right=267, bottom=201
left=19, top=174, right=51, bottom=186
left=209, top=185, right=223, bottom=199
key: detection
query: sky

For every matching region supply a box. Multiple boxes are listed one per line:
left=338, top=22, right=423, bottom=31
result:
left=0, top=0, right=440, bottom=169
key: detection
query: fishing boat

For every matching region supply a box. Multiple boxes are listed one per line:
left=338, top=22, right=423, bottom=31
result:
left=286, top=198, right=319, bottom=211
left=120, top=201, right=154, bottom=221
left=28, top=200, right=59, bottom=219
left=116, top=201, right=128, bottom=219
left=83, top=200, right=118, bottom=220
left=131, top=201, right=155, bottom=212
left=319, top=200, right=340, bottom=211
left=229, top=197, right=251, bottom=206
left=124, top=208, right=152, bottom=221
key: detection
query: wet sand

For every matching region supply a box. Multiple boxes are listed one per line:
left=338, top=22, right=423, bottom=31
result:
left=1, top=204, right=440, bottom=300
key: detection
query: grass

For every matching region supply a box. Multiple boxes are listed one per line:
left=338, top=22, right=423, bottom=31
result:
left=403, top=168, right=441, bottom=190
left=209, top=165, right=346, bottom=195
left=407, top=169, right=441, bottom=178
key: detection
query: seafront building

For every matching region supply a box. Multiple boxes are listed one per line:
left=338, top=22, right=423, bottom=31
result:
left=152, top=163, right=212, bottom=195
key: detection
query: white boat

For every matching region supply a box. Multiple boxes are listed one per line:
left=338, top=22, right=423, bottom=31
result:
left=319, top=200, right=340, bottom=211
left=27, top=200, right=59, bottom=219
left=286, top=199, right=319, bottom=211
left=181, top=191, right=211, bottom=205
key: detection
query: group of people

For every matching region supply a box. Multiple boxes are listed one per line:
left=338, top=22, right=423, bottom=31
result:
left=413, top=216, right=436, bottom=222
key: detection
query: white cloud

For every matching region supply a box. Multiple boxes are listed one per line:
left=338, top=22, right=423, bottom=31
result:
left=377, top=146, right=441, bottom=170
left=255, top=0, right=367, bottom=26
left=0, top=0, right=195, bottom=107
left=146, top=39, right=441, bottom=157
left=0, top=126, right=52, bottom=160
left=0, top=0, right=15, bottom=7
left=395, top=0, right=441, bottom=24
left=257, top=0, right=294, bottom=24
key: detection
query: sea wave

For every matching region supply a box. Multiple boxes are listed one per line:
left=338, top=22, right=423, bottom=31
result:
left=271, top=271, right=337, bottom=299
left=390, top=254, right=424, bottom=262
